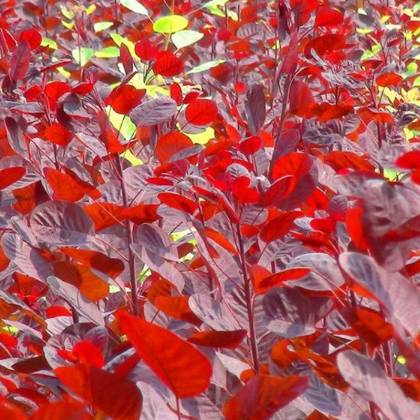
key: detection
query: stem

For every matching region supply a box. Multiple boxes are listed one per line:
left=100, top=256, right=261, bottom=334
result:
left=176, top=397, right=182, bottom=420
left=236, top=223, right=259, bottom=374
left=115, top=155, right=139, bottom=316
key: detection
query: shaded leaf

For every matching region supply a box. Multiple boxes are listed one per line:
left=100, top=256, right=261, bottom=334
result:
left=337, top=351, right=420, bottom=420
left=55, top=364, right=142, bottom=420
left=223, top=375, right=308, bottom=420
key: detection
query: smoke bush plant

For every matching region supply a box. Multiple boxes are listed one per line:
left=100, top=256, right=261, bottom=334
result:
left=2, top=0, right=420, bottom=419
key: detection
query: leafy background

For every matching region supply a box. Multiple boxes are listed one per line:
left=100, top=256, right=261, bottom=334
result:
left=2, top=0, right=420, bottom=419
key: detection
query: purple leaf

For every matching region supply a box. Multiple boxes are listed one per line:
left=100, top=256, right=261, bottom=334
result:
left=30, top=201, right=94, bottom=246
left=262, top=287, right=316, bottom=338
left=9, top=40, right=31, bottom=81
left=1, top=233, right=53, bottom=283
left=4, top=117, right=27, bottom=158
left=129, top=96, right=177, bottom=127
left=135, top=223, right=178, bottom=261
left=337, top=350, right=420, bottom=420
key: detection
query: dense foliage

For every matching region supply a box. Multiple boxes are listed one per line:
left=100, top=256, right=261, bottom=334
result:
left=2, top=0, right=420, bottom=419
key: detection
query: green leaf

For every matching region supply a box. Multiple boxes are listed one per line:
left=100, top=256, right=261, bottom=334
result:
left=41, top=37, right=58, bottom=50
left=72, top=48, right=94, bottom=67
left=120, top=0, right=149, bottom=16
left=188, top=59, right=225, bottom=74
left=122, top=150, right=143, bottom=166
left=153, top=15, right=188, bottom=34
left=110, top=33, right=137, bottom=57
left=107, top=107, right=137, bottom=141
left=172, top=30, right=203, bottom=49
left=95, top=46, right=120, bottom=58
left=94, top=21, right=114, bottom=32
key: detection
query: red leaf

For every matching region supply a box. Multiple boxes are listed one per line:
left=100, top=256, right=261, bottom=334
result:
left=120, top=43, right=134, bottom=74
left=153, top=51, right=184, bottom=77
left=290, top=0, right=318, bottom=26
left=106, top=85, right=146, bottom=114
left=223, top=375, right=308, bottom=420
left=9, top=40, right=31, bottom=81
left=32, top=401, right=92, bottom=420
left=19, top=28, right=42, bottom=50
left=97, top=111, right=125, bottom=153
left=289, top=81, right=315, bottom=117
left=315, top=8, right=343, bottom=27
left=262, top=176, right=296, bottom=207
left=239, top=136, right=262, bottom=155
left=187, top=330, right=247, bottom=349
left=55, top=365, right=142, bottom=420
left=158, top=192, right=198, bottom=214
left=43, top=123, right=73, bottom=147
left=0, top=167, right=25, bottom=190
left=311, top=102, right=353, bottom=122
left=170, top=82, right=183, bottom=105
left=376, top=72, right=403, bottom=87
left=60, top=247, right=124, bottom=279
left=45, top=81, right=71, bottom=102
left=271, top=152, right=313, bottom=181
left=324, top=151, right=374, bottom=172
left=135, top=39, right=158, bottom=61
left=121, top=204, right=160, bottom=225
left=255, top=268, right=310, bottom=294
left=156, top=131, right=193, bottom=163
left=118, top=312, right=212, bottom=398
left=260, top=211, right=301, bottom=243
left=44, top=168, right=86, bottom=202
left=341, top=306, right=393, bottom=347
left=84, top=202, right=125, bottom=231
left=185, top=99, right=218, bottom=126
left=358, top=107, right=394, bottom=124
left=232, top=184, right=260, bottom=204
left=53, top=261, right=109, bottom=301
left=72, top=341, right=105, bottom=368
left=205, top=227, right=238, bottom=255
left=396, top=150, right=420, bottom=170
left=154, top=296, right=202, bottom=325
left=304, top=34, right=347, bottom=58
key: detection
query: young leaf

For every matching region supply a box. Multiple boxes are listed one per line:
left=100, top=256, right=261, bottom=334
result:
left=223, top=375, right=308, bottom=420
left=153, top=15, right=188, bottom=34
left=118, top=313, right=212, bottom=398
left=185, top=99, right=218, bottom=126
left=156, top=131, right=193, bottom=163
left=55, top=365, right=142, bottom=420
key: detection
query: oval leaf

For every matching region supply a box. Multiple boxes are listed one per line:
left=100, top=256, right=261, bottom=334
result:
left=118, top=313, right=212, bottom=398
left=153, top=15, right=188, bottom=34
left=129, top=97, right=177, bottom=127
left=30, top=201, right=94, bottom=246
left=55, top=364, right=142, bottom=420
left=223, top=375, right=308, bottom=420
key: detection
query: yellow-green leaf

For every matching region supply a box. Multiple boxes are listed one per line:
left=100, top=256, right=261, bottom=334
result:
left=95, top=46, right=120, bottom=58
left=72, top=48, right=94, bottom=67
left=153, top=15, right=188, bottom=34
left=94, top=21, right=114, bottom=32
left=41, top=37, right=58, bottom=50
left=188, top=59, right=225, bottom=74
left=120, top=0, right=149, bottom=16
left=172, top=30, right=203, bottom=49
